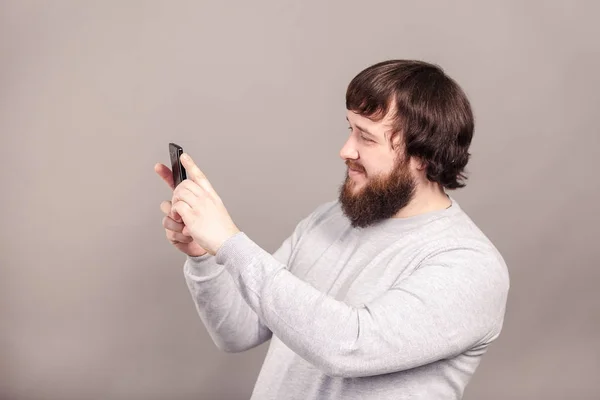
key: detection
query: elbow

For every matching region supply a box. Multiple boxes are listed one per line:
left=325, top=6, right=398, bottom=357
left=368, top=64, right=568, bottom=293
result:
left=322, top=362, right=364, bottom=379
left=315, top=317, right=367, bottom=378
left=214, top=335, right=272, bottom=354
left=318, top=352, right=367, bottom=379
left=216, top=340, right=240, bottom=353
left=220, top=345, right=246, bottom=354
left=208, top=328, right=272, bottom=354
left=321, top=355, right=398, bottom=379
left=216, top=340, right=255, bottom=353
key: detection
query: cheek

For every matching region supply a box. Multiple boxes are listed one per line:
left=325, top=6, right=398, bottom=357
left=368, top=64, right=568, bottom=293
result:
left=363, top=154, right=395, bottom=176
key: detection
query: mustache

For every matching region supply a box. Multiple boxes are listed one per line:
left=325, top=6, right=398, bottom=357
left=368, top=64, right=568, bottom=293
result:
left=346, top=161, right=364, bottom=171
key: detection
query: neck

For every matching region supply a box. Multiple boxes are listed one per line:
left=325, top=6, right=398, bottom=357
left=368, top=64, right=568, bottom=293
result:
left=393, top=182, right=451, bottom=219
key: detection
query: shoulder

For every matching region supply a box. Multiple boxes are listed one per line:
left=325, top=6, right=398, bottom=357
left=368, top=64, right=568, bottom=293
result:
left=417, top=206, right=511, bottom=298
left=415, top=210, right=511, bottom=343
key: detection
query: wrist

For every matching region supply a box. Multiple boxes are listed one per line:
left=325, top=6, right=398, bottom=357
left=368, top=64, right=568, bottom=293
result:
left=189, top=249, right=208, bottom=257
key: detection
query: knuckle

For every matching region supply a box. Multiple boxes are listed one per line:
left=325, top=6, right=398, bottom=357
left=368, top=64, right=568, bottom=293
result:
left=177, top=234, right=192, bottom=243
left=181, top=179, right=193, bottom=190
left=165, top=230, right=175, bottom=241
left=165, top=217, right=184, bottom=232
left=165, top=219, right=174, bottom=231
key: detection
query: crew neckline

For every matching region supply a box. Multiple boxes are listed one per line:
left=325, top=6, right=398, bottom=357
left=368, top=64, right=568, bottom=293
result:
left=351, top=195, right=462, bottom=233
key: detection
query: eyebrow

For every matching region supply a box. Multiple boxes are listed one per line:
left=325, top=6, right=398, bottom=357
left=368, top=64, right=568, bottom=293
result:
left=346, top=116, right=377, bottom=138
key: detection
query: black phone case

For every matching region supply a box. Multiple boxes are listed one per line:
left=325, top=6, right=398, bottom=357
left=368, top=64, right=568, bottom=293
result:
left=169, top=142, right=187, bottom=187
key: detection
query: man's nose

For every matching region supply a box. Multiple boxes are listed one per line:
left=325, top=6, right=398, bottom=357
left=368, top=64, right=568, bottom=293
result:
left=339, top=137, right=358, bottom=160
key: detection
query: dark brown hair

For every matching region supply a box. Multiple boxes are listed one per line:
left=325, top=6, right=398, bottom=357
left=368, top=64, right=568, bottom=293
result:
left=346, top=59, right=474, bottom=189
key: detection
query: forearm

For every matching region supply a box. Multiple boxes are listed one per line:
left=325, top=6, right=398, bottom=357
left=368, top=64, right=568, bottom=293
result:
left=213, top=234, right=364, bottom=374
left=184, top=254, right=272, bottom=353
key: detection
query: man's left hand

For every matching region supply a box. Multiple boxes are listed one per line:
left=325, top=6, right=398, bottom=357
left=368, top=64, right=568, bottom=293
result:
left=171, top=153, right=240, bottom=256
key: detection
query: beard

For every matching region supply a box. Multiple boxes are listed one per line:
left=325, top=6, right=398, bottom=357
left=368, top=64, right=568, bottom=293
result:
left=338, top=155, right=416, bottom=228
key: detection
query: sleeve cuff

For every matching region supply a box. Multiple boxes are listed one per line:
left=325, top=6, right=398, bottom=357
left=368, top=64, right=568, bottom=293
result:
left=214, top=231, right=286, bottom=301
left=184, top=253, right=226, bottom=282
left=188, top=252, right=212, bottom=263
left=215, top=231, right=263, bottom=267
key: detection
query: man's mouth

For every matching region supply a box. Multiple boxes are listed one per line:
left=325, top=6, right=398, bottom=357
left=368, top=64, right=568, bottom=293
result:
left=348, top=167, right=364, bottom=176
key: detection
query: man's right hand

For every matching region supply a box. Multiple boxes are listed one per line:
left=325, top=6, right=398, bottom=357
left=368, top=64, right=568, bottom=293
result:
left=155, top=163, right=208, bottom=257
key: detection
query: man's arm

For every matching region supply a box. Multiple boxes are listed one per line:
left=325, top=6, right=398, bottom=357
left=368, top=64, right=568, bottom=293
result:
left=183, top=202, right=333, bottom=353
left=214, top=233, right=510, bottom=377
left=183, top=253, right=272, bottom=353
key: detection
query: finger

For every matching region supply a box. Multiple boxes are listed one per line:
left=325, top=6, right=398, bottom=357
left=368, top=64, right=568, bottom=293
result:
left=172, top=209, right=182, bottom=222
left=173, top=189, right=198, bottom=211
left=179, top=153, right=216, bottom=196
left=166, top=230, right=194, bottom=244
left=173, top=180, right=203, bottom=208
left=172, top=200, right=193, bottom=221
left=162, top=215, right=188, bottom=234
left=175, top=179, right=204, bottom=199
left=160, top=200, right=172, bottom=215
left=154, top=163, right=175, bottom=190
left=160, top=200, right=182, bottom=222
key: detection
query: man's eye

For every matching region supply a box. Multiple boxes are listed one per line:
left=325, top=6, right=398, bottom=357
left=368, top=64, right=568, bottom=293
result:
left=347, top=127, right=374, bottom=143
left=361, top=135, right=374, bottom=143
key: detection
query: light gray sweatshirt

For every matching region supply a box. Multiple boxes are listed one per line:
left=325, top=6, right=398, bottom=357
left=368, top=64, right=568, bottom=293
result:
left=183, top=197, right=510, bottom=399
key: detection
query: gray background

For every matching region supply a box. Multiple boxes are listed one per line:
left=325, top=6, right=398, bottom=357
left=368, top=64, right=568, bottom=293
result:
left=1, top=1, right=599, bottom=399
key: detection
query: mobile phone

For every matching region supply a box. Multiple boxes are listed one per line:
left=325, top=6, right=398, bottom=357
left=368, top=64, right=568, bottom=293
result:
left=169, top=142, right=187, bottom=187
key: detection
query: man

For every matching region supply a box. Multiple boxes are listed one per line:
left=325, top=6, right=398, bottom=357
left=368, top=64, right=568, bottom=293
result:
left=154, top=59, right=510, bottom=400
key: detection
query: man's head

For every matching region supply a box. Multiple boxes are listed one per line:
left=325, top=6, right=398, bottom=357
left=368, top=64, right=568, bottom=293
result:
left=338, top=59, right=474, bottom=228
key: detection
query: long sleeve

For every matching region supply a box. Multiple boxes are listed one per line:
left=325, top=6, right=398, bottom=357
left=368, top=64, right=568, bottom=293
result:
left=183, top=208, right=323, bottom=353
left=214, top=232, right=510, bottom=378
left=184, top=254, right=271, bottom=353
